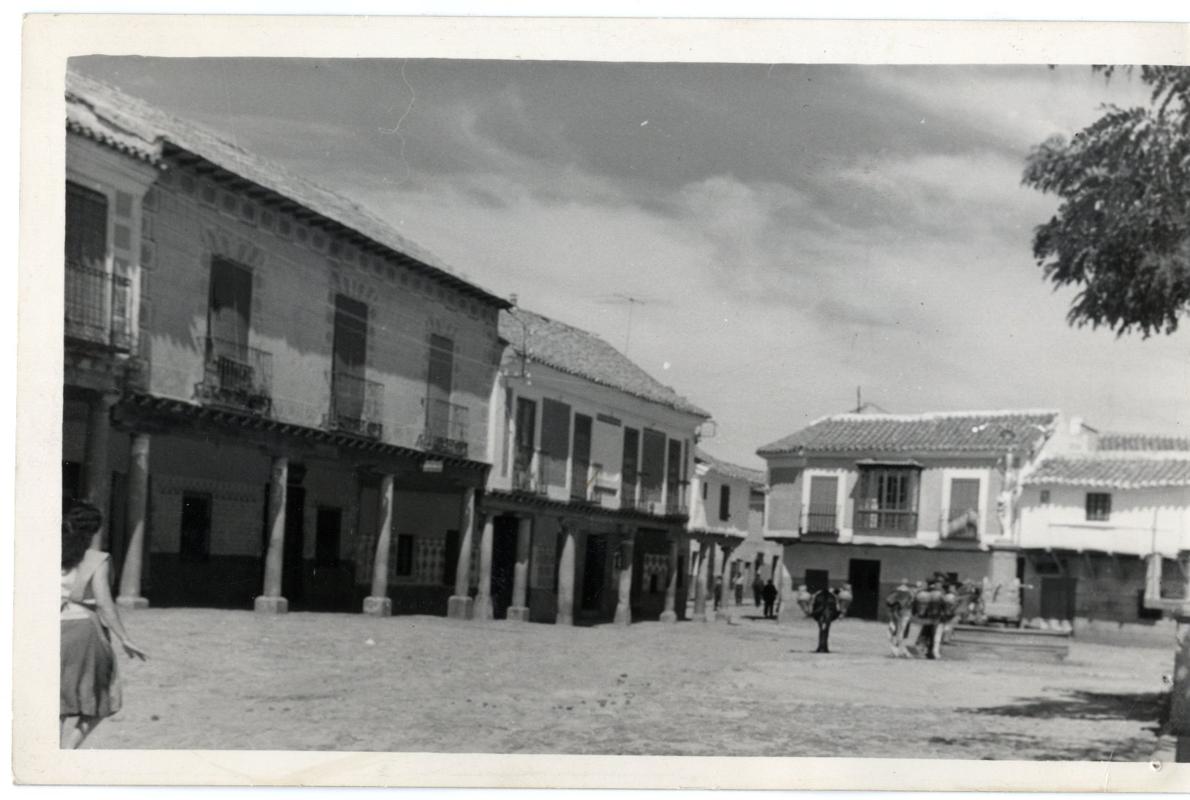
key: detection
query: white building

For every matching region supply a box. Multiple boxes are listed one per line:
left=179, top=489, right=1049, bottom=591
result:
left=1018, top=429, right=1190, bottom=629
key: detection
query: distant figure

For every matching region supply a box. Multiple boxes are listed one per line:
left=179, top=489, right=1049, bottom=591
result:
left=732, top=573, right=744, bottom=605
left=752, top=573, right=765, bottom=608
left=713, top=576, right=723, bottom=611
left=761, top=579, right=778, bottom=619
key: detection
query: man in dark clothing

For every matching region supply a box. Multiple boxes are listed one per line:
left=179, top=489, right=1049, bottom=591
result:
left=752, top=574, right=764, bottom=607
left=761, top=579, right=779, bottom=619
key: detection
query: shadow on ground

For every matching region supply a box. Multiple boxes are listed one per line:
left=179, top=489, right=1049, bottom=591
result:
left=965, top=690, right=1168, bottom=723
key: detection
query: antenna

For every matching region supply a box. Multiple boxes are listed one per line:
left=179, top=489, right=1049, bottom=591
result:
left=613, top=293, right=645, bottom=356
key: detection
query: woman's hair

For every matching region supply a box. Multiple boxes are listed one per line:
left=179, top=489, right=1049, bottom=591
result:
left=62, top=500, right=102, bottom=570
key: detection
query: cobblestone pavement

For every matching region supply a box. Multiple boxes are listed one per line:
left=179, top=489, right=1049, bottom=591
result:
left=84, top=607, right=1171, bottom=759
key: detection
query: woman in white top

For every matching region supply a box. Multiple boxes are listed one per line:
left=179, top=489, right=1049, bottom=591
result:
left=60, top=501, right=146, bottom=749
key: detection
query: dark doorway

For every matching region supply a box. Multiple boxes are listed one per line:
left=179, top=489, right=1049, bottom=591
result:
left=805, top=568, right=830, bottom=593
left=108, top=471, right=128, bottom=585
left=491, top=516, right=518, bottom=618
left=282, top=485, right=306, bottom=607
left=1040, top=577, right=1078, bottom=620
left=443, top=529, right=461, bottom=588
left=581, top=533, right=608, bottom=613
left=307, top=505, right=344, bottom=612
left=847, top=558, right=882, bottom=619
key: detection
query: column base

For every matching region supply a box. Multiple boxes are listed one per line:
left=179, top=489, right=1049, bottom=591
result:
left=506, top=606, right=531, bottom=622
left=447, top=595, right=474, bottom=620
left=116, top=595, right=149, bottom=609
left=556, top=612, right=574, bottom=626
left=362, top=596, right=392, bottom=616
left=659, top=610, right=678, bottom=623
left=474, top=595, right=494, bottom=621
left=254, top=596, right=288, bottom=614
left=613, top=605, right=631, bottom=626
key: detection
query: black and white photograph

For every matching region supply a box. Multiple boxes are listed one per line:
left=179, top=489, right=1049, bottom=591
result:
left=13, top=12, right=1190, bottom=791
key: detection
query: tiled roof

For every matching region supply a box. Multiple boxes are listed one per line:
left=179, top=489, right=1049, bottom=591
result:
left=1098, top=433, right=1190, bottom=452
left=1024, top=455, right=1190, bottom=490
left=65, top=72, right=509, bottom=308
left=695, top=448, right=765, bottom=487
left=499, top=308, right=710, bottom=418
left=757, top=410, right=1059, bottom=456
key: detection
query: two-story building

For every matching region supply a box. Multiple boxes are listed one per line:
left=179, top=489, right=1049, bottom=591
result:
left=1018, top=430, right=1190, bottom=632
left=685, top=448, right=775, bottom=618
left=63, top=73, right=510, bottom=616
left=455, top=307, right=710, bottom=626
left=757, top=409, right=1061, bottom=621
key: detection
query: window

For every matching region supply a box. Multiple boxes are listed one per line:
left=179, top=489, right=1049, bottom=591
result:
left=571, top=414, right=592, bottom=500
left=512, top=397, right=537, bottom=489
left=640, top=429, right=666, bottom=508
left=855, top=466, right=920, bottom=533
left=425, top=334, right=455, bottom=437
left=1040, top=489, right=1051, bottom=505
left=331, top=294, right=368, bottom=420
left=806, top=475, right=839, bottom=533
left=207, top=257, right=253, bottom=357
left=719, top=484, right=731, bottom=521
left=541, top=399, right=572, bottom=490
left=666, top=439, right=683, bottom=510
left=395, top=534, right=415, bottom=576
left=702, top=481, right=708, bottom=500
left=621, top=427, right=640, bottom=504
left=179, top=493, right=212, bottom=562
left=1086, top=492, right=1112, bottom=522
left=66, top=182, right=108, bottom=268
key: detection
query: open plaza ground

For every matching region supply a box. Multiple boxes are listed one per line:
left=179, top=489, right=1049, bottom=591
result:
left=84, top=607, right=1171, bottom=760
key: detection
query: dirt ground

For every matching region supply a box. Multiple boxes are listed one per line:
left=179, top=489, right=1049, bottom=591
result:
left=84, top=607, right=1171, bottom=759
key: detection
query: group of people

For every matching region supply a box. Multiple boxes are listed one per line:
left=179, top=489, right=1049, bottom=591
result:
left=709, top=571, right=780, bottom=618
left=60, top=500, right=146, bottom=748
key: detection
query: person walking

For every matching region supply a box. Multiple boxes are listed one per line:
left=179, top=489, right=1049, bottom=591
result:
left=732, top=572, right=744, bottom=606
left=60, top=500, right=147, bottom=749
left=712, top=576, right=723, bottom=611
left=752, top=572, right=764, bottom=607
left=761, top=579, right=778, bottom=619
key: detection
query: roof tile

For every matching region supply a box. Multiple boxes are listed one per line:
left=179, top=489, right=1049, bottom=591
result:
left=500, top=308, right=710, bottom=418
left=1024, top=456, right=1190, bottom=489
left=757, top=410, right=1059, bottom=456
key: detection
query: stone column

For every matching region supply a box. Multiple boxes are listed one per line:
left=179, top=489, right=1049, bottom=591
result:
left=83, top=393, right=117, bottom=550
left=507, top=516, right=532, bottom=622
left=692, top=538, right=708, bottom=619
left=703, top=540, right=718, bottom=622
left=363, top=473, right=395, bottom=616
left=717, top=544, right=737, bottom=622
left=1171, top=551, right=1190, bottom=761
left=614, top=529, right=635, bottom=626
left=660, top=534, right=679, bottom=623
left=474, top=515, right=496, bottom=620
left=447, top=487, right=477, bottom=620
left=556, top=520, right=577, bottom=626
left=116, top=432, right=150, bottom=608
left=255, top=455, right=289, bottom=614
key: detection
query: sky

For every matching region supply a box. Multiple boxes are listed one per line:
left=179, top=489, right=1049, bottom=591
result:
left=72, top=57, right=1190, bottom=468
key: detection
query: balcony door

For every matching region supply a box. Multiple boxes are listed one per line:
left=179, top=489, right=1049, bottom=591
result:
left=540, top=399, right=571, bottom=491
left=208, top=258, right=252, bottom=360
left=513, top=398, right=537, bottom=490
left=806, top=475, right=839, bottom=534
left=332, top=294, right=368, bottom=421
left=571, top=414, right=592, bottom=501
left=426, top=334, right=454, bottom=437
left=855, top=467, right=920, bottom=534
left=947, top=477, right=981, bottom=539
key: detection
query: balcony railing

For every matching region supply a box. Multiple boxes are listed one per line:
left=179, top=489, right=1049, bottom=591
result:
left=195, top=337, right=273, bottom=415
left=418, top=399, right=469, bottom=457
left=802, top=504, right=841, bottom=536
left=65, top=257, right=133, bottom=352
left=853, top=508, right=918, bottom=535
left=327, top=372, right=384, bottom=439
left=942, top=506, right=981, bottom=540
left=511, top=454, right=546, bottom=495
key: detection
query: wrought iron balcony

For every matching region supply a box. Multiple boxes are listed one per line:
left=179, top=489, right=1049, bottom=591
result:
left=853, top=508, right=918, bottom=535
left=801, top=503, right=841, bottom=536
left=417, top=398, right=469, bottom=458
left=195, top=337, right=273, bottom=415
left=942, top=506, right=981, bottom=540
left=327, top=372, right=384, bottom=439
left=65, top=257, right=133, bottom=352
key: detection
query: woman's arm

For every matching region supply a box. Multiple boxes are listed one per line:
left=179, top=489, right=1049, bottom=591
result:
left=91, top=559, right=147, bottom=660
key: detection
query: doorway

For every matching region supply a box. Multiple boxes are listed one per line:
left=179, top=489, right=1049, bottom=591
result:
left=282, top=485, right=306, bottom=607
left=582, top=533, right=608, bottom=613
left=1040, top=577, right=1078, bottom=620
left=847, top=558, right=882, bottom=619
left=491, top=516, right=518, bottom=619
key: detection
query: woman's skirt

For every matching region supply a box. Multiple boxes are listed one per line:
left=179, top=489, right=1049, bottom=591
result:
left=60, top=616, right=121, bottom=718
